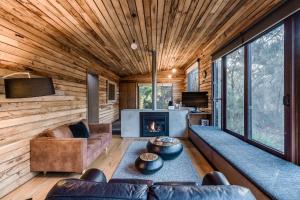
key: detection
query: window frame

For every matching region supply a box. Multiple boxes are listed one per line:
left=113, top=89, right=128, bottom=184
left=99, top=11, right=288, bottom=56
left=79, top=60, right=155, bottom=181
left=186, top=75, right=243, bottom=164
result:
left=137, top=83, right=173, bottom=109
left=107, top=80, right=117, bottom=103
left=247, top=23, right=286, bottom=155
left=212, top=58, right=223, bottom=128
left=224, top=46, right=245, bottom=136
left=214, top=20, right=291, bottom=160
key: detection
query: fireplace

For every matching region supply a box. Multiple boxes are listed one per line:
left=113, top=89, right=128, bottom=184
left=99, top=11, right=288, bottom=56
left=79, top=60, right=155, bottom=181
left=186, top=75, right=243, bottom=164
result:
left=140, top=112, right=169, bottom=137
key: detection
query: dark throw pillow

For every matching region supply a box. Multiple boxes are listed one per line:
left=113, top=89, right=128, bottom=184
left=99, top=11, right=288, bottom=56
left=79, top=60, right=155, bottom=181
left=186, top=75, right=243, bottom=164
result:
left=69, top=122, right=90, bottom=138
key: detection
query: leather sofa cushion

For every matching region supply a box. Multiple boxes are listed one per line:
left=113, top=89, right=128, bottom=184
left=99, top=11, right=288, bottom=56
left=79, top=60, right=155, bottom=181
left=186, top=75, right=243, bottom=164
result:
left=46, top=179, right=148, bottom=200
left=89, top=133, right=111, bottom=144
left=148, top=185, right=255, bottom=200
left=47, top=126, right=73, bottom=138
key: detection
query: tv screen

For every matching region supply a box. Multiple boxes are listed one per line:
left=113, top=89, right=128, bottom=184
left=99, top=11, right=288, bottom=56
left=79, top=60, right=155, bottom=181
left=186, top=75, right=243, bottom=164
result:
left=182, top=92, right=208, bottom=108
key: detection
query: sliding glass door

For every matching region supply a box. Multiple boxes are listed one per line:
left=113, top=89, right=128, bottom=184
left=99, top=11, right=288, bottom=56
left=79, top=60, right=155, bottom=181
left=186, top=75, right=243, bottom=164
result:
left=211, top=11, right=300, bottom=160
left=212, top=22, right=288, bottom=156
left=249, top=25, right=285, bottom=152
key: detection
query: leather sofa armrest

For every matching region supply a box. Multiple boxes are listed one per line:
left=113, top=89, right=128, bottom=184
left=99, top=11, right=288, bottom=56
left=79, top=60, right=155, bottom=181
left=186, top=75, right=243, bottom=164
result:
left=80, top=168, right=107, bottom=183
left=30, top=137, right=87, bottom=173
left=202, top=171, right=230, bottom=186
left=89, top=123, right=112, bottom=134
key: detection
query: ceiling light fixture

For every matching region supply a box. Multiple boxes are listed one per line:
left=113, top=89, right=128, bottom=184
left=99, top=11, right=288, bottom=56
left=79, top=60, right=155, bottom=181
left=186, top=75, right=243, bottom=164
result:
left=131, top=40, right=138, bottom=50
left=168, top=74, right=172, bottom=79
left=172, top=68, right=177, bottom=73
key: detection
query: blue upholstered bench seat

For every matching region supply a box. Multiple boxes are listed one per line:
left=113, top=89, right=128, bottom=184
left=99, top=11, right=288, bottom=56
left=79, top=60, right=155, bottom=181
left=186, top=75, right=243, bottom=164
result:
left=190, top=125, right=300, bottom=200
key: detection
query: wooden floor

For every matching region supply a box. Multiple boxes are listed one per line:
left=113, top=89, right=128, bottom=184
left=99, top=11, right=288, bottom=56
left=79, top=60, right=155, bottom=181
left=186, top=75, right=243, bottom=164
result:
left=2, top=136, right=213, bottom=200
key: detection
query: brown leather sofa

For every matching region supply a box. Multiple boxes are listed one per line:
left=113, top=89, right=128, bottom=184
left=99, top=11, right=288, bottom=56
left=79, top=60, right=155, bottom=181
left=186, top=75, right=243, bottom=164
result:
left=30, top=120, right=112, bottom=173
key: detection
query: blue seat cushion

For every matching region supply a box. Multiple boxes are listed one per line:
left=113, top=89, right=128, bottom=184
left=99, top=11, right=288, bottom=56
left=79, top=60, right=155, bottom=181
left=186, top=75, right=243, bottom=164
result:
left=190, top=125, right=300, bottom=200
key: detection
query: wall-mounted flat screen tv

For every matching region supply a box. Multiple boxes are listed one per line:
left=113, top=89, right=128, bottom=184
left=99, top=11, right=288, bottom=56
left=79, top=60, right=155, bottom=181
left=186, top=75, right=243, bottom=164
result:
left=182, top=92, right=208, bottom=109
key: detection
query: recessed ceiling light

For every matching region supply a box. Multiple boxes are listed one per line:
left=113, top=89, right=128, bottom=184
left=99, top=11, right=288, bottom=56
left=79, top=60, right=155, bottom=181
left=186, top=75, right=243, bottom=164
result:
left=172, top=68, right=177, bottom=73
left=168, top=74, right=172, bottom=79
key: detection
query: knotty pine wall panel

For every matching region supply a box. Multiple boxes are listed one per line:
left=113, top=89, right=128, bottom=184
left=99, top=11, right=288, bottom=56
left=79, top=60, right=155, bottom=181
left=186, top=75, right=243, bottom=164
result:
left=0, top=19, right=119, bottom=199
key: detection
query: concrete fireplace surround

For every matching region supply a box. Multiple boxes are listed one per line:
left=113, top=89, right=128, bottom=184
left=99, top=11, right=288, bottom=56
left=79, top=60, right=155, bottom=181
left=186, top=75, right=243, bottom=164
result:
left=121, top=109, right=189, bottom=138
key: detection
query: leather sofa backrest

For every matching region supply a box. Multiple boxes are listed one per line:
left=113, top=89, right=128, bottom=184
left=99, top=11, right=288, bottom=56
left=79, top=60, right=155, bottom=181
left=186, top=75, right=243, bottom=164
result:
left=46, top=179, right=149, bottom=200
left=47, top=125, right=73, bottom=138
left=148, top=185, right=256, bottom=200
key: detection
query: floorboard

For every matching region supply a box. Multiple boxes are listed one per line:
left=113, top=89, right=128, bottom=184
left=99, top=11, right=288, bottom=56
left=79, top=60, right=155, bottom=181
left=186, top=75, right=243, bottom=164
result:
left=2, top=136, right=213, bottom=200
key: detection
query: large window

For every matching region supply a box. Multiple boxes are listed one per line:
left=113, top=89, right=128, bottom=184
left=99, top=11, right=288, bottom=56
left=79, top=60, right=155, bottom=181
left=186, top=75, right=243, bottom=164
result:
left=211, top=10, right=300, bottom=160
left=187, top=62, right=199, bottom=92
left=138, top=84, right=172, bottom=109
left=249, top=25, right=284, bottom=152
left=213, top=58, right=222, bottom=128
left=226, top=47, right=245, bottom=135
left=213, top=23, right=288, bottom=156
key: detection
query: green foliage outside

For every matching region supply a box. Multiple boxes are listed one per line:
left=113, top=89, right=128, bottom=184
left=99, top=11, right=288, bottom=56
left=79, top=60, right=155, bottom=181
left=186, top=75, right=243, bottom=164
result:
left=224, top=25, right=284, bottom=151
left=226, top=47, right=245, bottom=135
left=250, top=25, right=284, bottom=151
left=139, top=85, right=172, bottom=109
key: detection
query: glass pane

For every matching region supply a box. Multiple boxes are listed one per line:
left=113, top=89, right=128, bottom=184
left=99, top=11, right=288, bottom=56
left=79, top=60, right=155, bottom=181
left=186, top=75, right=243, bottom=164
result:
left=226, top=47, right=244, bottom=135
left=139, top=85, right=173, bottom=109
left=214, top=100, right=222, bottom=128
left=250, top=25, right=284, bottom=152
left=188, top=68, right=199, bottom=92
left=139, top=85, right=152, bottom=109
left=215, top=58, right=222, bottom=98
left=213, top=58, right=222, bottom=128
left=157, top=85, right=173, bottom=109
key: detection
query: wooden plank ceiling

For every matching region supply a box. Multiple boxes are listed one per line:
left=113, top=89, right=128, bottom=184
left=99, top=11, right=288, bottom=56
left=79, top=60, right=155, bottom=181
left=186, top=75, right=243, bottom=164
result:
left=0, top=0, right=282, bottom=76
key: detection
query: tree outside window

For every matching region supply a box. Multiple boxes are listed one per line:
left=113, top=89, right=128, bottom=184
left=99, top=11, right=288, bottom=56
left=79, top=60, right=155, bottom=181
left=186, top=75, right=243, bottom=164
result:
left=226, top=47, right=245, bottom=135
left=139, top=84, right=173, bottom=109
left=250, top=25, right=284, bottom=151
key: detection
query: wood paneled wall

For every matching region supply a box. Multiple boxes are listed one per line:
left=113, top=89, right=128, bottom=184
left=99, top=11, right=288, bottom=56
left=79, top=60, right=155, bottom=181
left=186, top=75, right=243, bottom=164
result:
left=121, top=69, right=185, bottom=104
left=199, top=57, right=212, bottom=113
left=0, top=16, right=119, bottom=198
left=0, top=68, right=87, bottom=198
left=99, top=76, right=119, bottom=123
left=184, top=60, right=212, bottom=113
